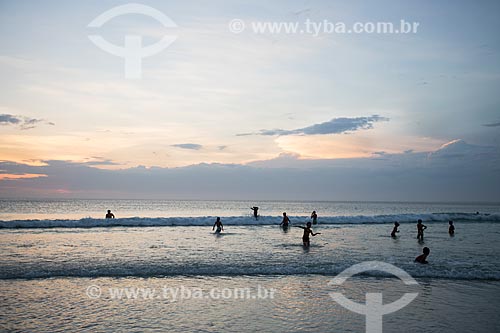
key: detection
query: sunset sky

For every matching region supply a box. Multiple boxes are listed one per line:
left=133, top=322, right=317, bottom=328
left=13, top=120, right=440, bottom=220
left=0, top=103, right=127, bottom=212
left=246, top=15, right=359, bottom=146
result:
left=1, top=0, right=499, bottom=200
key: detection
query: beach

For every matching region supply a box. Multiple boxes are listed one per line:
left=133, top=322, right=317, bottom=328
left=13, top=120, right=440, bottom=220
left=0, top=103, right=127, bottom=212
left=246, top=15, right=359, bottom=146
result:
left=2, top=276, right=500, bottom=333
left=2, top=0, right=500, bottom=331
left=1, top=200, right=499, bottom=332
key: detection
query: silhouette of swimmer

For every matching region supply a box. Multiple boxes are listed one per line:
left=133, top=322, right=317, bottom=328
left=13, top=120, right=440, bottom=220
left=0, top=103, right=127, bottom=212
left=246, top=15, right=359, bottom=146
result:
left=251, top=206, right=259, bottom=219
left=415, top=247, right=430, bottom=264
left=212, top=217, right=224, bottom=233
left=280, top=212, right=290, bottom=228
left=105, top=210, right=115, bottom=219
left=449, top=220, right=455, bottom=235
left=311, top=211, right=318, bottom=225
left=417, top=219, right=427, bottom=241
left=297, top=222, right=321, bottom=247
left=391, top=222, right=400, bottom=237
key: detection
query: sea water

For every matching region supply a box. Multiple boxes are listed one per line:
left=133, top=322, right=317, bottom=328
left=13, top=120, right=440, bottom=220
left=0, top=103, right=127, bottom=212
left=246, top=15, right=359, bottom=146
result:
left=1, top=200, right=499, bottom=332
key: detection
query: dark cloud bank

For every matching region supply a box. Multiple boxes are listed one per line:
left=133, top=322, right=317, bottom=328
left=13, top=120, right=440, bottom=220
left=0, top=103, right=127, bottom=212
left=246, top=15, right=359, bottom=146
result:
left=1, top=140, right=499, bottom=202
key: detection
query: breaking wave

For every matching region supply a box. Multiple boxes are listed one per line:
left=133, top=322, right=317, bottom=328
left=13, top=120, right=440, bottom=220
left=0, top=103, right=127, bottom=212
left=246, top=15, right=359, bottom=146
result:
left=1, top=212, right=498, bottom=229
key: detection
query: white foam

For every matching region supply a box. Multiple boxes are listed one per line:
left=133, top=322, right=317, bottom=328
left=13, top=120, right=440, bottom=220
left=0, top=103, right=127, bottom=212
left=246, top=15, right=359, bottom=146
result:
left=1, top=213, right=498, bottom=229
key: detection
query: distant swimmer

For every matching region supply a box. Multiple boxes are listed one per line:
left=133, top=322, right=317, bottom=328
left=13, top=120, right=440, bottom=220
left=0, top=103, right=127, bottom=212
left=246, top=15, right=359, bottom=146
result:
left=297, top=222, right=321, bottom=247
left=280, top=212, right=290, bottom=228
left=251, top=206, right=259, bottom=219
left=212, top=217, right=224, bottom=233
left=417, top=219, right=427, bottom=241
left=448, top=220, right=455, bottom=236
left=391, top=222, right=400, bottom=237
left=415, top=247, right=430, bottom=264
left=311, top=211, right=318, bottom=225
left=105, top=210, right=115, bottom=219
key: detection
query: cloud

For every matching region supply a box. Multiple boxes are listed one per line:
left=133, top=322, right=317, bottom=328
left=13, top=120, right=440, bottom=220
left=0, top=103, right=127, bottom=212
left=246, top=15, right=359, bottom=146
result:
left=427, top=139, right=496, bottom=160
left=171, top=143, right=203, bottom=150
left=237, top=115, right=389, bottom=136
left=19, top=118, right=44, bottom=130
left=217, top=145, right=227, bottom=151
left=1, top=140, right=498, bottom=201
left=0, top=114, right=54, bottom=130
left=82, top=158, right=121, bottom=166
left=372, top=151, right=387, bottom=156
left=0, top=114, right=21, bottom=125
left=483, top=122, right=500, bottom=127
left=0, top=173, right=47, bottom=181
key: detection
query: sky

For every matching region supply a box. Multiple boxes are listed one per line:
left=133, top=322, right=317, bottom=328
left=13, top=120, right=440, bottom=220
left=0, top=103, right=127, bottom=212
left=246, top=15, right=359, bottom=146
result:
left=0, top=0, right=499, bottom=201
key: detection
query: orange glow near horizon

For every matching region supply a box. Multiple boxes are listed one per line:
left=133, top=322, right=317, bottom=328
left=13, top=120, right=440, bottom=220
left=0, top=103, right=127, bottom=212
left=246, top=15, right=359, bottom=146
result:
left=0, top=124, right=447, bottom=168
left=0, top=173, right=47, bottom=180
left=275, top=130, right=445, bottom=160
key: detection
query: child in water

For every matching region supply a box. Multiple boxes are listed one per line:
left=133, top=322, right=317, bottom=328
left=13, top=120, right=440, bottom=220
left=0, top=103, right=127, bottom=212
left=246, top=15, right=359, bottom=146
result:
left=212, top=217, right=224, bottom=233
left=391, top=222, right=400, bottom=237
left=415, top=247, right=430, bottom=264
left=417, top=219, right=427, bottom=241
left=311, top=211, right=318, bottom=225
left=280, top=212, right=290, bottom=228
left=449, top=221, right=455, bottom=235
left=298, top=222, right=321, bottom=247
left=105, top=210, right=115, bottom=219
left=250, top=206, right=259, bottom=219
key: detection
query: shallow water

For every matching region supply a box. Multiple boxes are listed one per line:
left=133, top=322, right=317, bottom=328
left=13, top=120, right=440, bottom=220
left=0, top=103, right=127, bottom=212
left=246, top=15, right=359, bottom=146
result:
left=1, top=276, right=499, bottom=333
left=1, top=200, right=499, bottom=331
left=1, top=223, right=499, bottom=280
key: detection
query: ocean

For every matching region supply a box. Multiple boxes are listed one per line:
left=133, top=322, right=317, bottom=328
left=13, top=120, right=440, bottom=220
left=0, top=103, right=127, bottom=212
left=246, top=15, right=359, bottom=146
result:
left=1, top=199, right=499, bottom=332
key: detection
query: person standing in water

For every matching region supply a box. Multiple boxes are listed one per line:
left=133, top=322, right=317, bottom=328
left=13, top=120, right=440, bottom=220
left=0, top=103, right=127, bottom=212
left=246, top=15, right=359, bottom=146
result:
left=297, top=222, right=321, bottom=247
left=105, top=210, right=115, bottom=219
left=417, top=219, right=427, bottom=241
left=280, top=212, right=290, bottom=228
left=212, top=217, right=224, bottom=233
left=311, top=211, right=318, bottom=225
left=251, top=206, right=259, bottom=219
left=449, top=220, right=455, bottom=236
left=391, top=222, right=400, bottom=237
